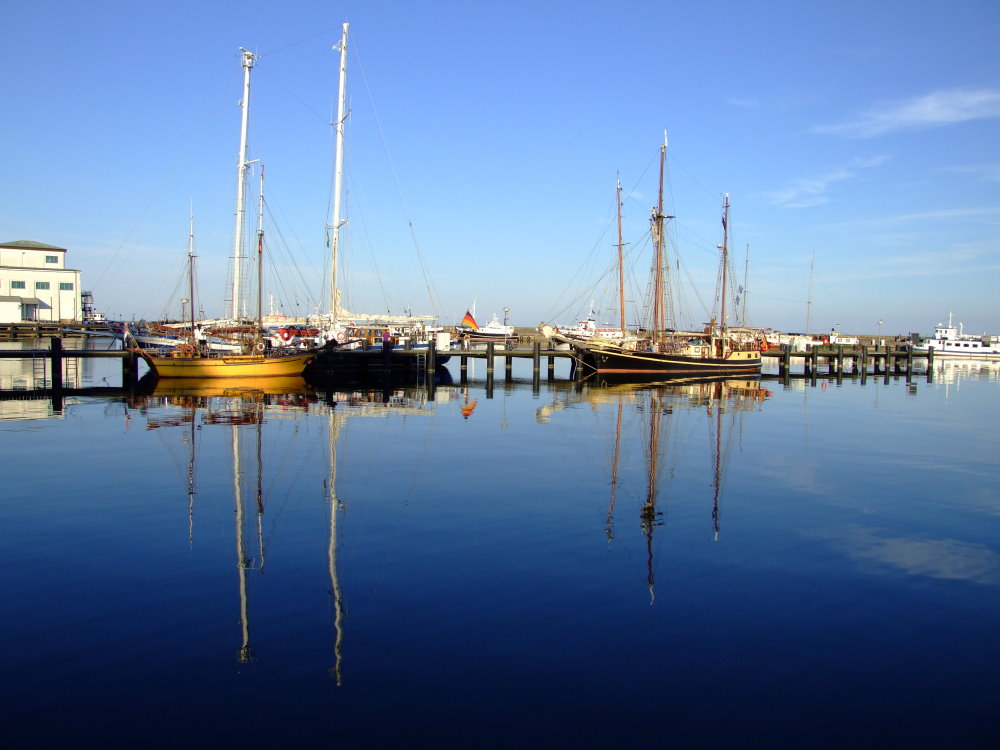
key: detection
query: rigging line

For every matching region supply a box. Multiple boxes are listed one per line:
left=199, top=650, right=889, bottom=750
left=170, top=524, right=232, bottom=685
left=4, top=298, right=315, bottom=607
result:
left=544, top=195, right=619, bottom=322
left=352, top=34, right=442, bottom=313
left=263, top=197, right=322, bottom=310
left=342, top=175, right=392, bottom=314
left=93, top=93, right=231, bottom=294
left=255, top=67, right=329, bottom=125
left=667, top=149, right=719, bottom=202
left=256, top=26, right=344, bottom=59
left=749, top=291, right=808, bottom=304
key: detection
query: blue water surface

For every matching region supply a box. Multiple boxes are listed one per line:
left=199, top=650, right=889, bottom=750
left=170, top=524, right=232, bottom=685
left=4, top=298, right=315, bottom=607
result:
left=1, top=357, right=998, bottom=748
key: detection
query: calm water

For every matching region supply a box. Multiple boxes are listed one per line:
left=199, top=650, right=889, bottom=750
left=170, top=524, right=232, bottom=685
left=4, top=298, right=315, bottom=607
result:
left=1, top=350, right=998, bottom=748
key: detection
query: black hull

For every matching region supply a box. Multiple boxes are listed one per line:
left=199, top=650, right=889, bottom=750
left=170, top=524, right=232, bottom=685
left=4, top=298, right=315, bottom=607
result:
left=580, top=346, right=761, bottom=375
left=304, top=346, right=450, bottom=378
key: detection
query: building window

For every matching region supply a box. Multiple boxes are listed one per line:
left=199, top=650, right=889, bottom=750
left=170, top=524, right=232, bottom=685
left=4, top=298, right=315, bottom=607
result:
left=11, top=280, right=25, bottom=289
left=35, top=281, right=50, bottom=290
left=45, top=255, right=58, bottom=263
left=59, top=282, right=74, bottom=291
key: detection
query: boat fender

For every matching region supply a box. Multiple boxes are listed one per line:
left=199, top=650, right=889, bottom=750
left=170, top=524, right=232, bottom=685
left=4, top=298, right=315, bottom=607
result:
left=278, top=328, right=292, bottom=341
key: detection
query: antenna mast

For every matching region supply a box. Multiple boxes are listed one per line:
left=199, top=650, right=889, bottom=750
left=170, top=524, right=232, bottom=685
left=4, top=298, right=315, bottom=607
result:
left=806, top=251, right=815, bottom=335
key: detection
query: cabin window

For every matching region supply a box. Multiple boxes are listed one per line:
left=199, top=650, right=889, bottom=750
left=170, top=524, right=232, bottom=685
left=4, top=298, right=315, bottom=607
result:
left=45, top=255, right=58, bottom=263
left=35, top=281, right=50, bottom=290
left=59, top=282, right=74, bottom=291
left=11, top=280, right=25, bottom=289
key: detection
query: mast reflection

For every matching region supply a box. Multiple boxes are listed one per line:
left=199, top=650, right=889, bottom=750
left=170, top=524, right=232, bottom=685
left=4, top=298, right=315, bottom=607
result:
left=540, top=375, right=769, bottom=601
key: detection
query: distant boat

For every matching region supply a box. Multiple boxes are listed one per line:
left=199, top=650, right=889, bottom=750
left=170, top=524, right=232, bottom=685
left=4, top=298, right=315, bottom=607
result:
left=912, top=313, right=1000, bottom=359
left=456, top=305, right=516, bottom=347
left=541, top=136, right=762, bottom=376
left=134, top=49, right=314, bottom=380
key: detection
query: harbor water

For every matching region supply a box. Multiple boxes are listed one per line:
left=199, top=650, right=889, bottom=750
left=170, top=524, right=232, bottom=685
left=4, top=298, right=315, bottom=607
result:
left=1, top=348, right=998, bottom=747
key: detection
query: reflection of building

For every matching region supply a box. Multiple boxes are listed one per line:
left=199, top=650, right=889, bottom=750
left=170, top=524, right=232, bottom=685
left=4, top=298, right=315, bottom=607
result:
left=0, top=240, right=82, bottom=323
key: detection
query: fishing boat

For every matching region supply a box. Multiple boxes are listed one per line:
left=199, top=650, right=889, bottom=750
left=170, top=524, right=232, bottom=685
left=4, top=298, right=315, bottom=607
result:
left=541, top=136, right=762, bottom=376
left=911, top=313, right=1000, bottom=359
left=135, top=49, right=314, bottom=380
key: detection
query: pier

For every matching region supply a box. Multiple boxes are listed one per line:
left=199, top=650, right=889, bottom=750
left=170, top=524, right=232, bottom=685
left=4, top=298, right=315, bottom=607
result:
left=0, top=339, right=937, bottom=406
left=763, top=344, right=934, bottom=382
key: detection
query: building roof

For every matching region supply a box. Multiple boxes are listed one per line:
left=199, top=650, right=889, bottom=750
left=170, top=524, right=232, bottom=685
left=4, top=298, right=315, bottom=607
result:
left=0, top=240, right=67, bottom=252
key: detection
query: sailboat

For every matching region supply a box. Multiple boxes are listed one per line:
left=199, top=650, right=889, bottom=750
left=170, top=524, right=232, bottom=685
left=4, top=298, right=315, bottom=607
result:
left=541, top=136, right=762, bottom=376
left=305, top=24, right=450, bottom=378
left=135, top=49, right=314, bottom=379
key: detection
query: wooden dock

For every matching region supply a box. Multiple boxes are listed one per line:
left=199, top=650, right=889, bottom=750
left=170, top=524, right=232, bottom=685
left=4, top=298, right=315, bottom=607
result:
left=762, top=344, right=933, bottom=379
left=0, top=339, right=935, bottom=399
left=0, top=338, right=140, bottom=390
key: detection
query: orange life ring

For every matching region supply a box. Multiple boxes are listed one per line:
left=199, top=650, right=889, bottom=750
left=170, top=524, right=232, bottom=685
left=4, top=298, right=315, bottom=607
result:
left=336, top=331, right=346, bottom=343
left=278, top=328, right=292, bottom=341
left=179, top=343, right=195, bottom=356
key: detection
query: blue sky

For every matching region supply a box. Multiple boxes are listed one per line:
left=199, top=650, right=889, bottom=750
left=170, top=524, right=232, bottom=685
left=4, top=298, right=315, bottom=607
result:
left=3, top=0, right=998, bottom=336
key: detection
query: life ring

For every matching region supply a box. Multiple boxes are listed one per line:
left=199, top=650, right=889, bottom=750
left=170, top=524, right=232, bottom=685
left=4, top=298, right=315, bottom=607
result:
left=278, top=328, right=292, bottom=341
left=336, top=331, right=346, bottom=343
left=179, top=343, right=195, bottom=356
left=255, top=342, right=265, bottom=352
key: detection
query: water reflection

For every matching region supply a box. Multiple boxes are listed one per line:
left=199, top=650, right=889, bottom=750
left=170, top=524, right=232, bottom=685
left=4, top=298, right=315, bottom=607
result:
left=539, top=376, right=770, bottom=601
left=130, top=376, right=437, bottom=683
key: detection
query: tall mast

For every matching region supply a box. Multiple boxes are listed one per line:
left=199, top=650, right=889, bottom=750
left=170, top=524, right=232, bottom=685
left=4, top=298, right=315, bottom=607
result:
left=652, top=139, right=666, bottom=336
left=187, top=204, right=196, bottom=342
left=328, top=23, right=349, bottom=323
left=256, top=166, right=265, bottom=339
left=616, top=177, right=626, bottom=334
left=720, top=193, right=730, bottom=352
left=231, top=48, right=256, bottom=320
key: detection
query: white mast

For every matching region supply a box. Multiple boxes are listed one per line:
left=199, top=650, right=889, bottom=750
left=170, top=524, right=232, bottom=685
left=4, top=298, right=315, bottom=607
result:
left=230, top=48, right=256, bottom=321
left=328, top=23, right=349, bottom=322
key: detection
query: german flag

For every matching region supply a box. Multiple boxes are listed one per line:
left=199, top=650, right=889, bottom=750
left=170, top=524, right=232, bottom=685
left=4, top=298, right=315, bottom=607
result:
left=460, top=311, right=478, bottom=330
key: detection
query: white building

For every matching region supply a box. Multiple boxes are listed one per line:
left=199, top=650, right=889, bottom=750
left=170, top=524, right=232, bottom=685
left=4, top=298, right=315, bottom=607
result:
left=0, top=240, right=82, bottom=323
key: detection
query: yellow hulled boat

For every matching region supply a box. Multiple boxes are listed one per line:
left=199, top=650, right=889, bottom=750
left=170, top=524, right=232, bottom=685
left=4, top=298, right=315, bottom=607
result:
left=137, top=348, right=314, bottom=379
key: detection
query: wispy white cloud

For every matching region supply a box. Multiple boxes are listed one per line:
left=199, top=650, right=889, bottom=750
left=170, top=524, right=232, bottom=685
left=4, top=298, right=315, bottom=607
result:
left=816, top=87, right=1000, bottom=138
left=766, top=155, right=891, bottom=208
left=939, top=163, right=1000, bottom=182
left=821, top=245, right=1000, bottom=282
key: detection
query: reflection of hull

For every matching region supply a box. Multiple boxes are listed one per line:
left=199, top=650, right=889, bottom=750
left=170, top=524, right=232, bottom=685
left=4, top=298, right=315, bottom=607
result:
left=305, top=346, right=450, bottom=377
left=149, top=375, right=312, bottom=398
left=592, top=373, right=763, bottom=389
left=580, top=342, right=761, bottom=375
left=137, top=350, right=314, bottom=378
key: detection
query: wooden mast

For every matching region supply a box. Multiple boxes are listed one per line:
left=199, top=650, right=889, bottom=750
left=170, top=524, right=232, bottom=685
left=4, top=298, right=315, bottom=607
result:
left=652, top=140, right=666, bottom=338
left=616, top=177, right=626, bottom=335
left=719, top=193, right=730, bottom=357
left=187, top=205, right=197, bottom=347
